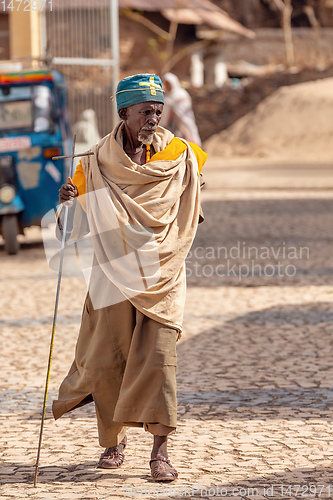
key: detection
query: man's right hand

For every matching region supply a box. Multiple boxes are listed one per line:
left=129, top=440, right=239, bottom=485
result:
left=59, top=177, right=78, bottom=205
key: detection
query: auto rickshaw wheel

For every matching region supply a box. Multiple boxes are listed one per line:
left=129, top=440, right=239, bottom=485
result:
left=2, top=214, right=19, bottom=255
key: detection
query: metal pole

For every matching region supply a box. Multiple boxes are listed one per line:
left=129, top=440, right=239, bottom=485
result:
left=110, top=0, right=119, bottom=129
left=39, top=7, right=47, bottom=63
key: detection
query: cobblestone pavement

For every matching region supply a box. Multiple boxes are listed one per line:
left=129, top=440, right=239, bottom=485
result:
left=2, top=158, right=333, bottom=499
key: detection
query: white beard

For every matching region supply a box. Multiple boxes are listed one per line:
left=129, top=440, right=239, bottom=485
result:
left=138, top=131, right=154, bottom=145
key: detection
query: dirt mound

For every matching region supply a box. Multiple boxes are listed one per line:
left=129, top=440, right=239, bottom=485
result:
left=206, top=78, right=333, bottom=161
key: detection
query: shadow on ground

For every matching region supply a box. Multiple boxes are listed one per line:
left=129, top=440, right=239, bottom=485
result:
left=1, top=461, right=333, bottom=498
left=177, top=301, right=333, bottom=420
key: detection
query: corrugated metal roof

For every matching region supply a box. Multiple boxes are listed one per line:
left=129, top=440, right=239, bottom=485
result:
left=162, top=8, right=255, bottom=38
left=162, top=9, right=202, bottom=24
left=119, top=0, right=220, bottom=10
left=51, top=0, right=255, bottom=38
left=51, top=0, right=238, bottom=11
left=51, top=0, right=221, bottom=8
left=51, top=0, right=109, bottom=7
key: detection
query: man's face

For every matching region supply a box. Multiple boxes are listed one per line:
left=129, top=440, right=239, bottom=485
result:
left=123, top=102, right=164, bottom=145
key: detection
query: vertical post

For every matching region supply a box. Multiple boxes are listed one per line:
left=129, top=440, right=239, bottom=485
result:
left=110, top=0, right=119, bottom=129
left=190, top=49, right=204, bottom=88
left=9, top=8, right=41, bottom=64
left=164, top=17, right=179, bottom=73
left=214, top=43, right=228, bottom=88
left=282, top=0, right=295, bottom=68
left=272, top=0, right=295, bottom=69
left=304, top=5, right=321, bottom=68
left=40, top=9, right=47, bottom=62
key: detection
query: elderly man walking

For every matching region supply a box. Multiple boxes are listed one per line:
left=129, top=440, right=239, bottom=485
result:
left=52, top=74, right=207, bottom=481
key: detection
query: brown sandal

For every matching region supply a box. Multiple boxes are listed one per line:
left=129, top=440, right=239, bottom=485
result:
left=150, top=456, right=178, bottom=481
left=97, top=435, right=127, bottom=469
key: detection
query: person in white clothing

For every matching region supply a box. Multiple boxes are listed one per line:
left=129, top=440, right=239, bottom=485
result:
left=159, top=72, right=202, bottom=146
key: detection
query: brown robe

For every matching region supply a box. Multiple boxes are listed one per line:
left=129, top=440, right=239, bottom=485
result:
left=52, top=294, right=178, bottom=446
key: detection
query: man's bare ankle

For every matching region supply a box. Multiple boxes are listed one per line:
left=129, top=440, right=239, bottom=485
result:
left=151, top=436, right=168, bottom=459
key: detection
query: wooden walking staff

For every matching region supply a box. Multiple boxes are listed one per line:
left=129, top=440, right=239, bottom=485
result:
left=34, top=135, right=94, bottom=487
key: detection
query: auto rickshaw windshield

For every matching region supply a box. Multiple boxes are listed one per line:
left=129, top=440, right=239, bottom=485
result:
left=0, top=84, right=55, bottom=134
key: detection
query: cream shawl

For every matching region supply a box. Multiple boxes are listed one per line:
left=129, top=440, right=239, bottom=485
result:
left=78, top=122, right=200, bottom=332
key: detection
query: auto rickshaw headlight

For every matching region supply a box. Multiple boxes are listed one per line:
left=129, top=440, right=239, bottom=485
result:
left=0, top=184, right=16, bottom=204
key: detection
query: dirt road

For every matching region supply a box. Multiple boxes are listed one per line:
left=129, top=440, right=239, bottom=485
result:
left=1, top=157, right=333, bottom=499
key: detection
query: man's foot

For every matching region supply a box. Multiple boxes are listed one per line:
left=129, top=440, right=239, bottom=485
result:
left=150, top=456, right=178, bottom=481
left=97, top=435, right=127, bottom=469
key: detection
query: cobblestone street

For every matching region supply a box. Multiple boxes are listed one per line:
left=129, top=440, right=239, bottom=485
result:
left=2, top=157, right=333, bottom=499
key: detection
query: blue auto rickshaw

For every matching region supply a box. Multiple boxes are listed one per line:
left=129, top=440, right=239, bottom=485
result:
left=0, top=67, right=71, bottom=254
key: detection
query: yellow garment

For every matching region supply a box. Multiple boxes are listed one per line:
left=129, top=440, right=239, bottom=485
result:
left=150, top=137, right=207, bottom=173
left=72, top=137, right=207, bottom=197
left=72, top=161, right=86, bottom=197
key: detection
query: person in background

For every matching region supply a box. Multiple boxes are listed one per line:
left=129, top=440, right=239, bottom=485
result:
left=159, top=72, right=202, bottom=146
left=73, top=109, right=101, bottom=146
